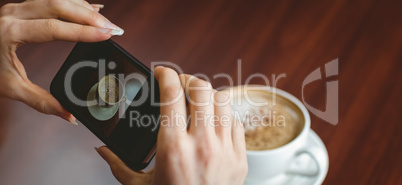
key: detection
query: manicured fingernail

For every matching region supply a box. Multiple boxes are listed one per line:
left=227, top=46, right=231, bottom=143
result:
left=98, top=28, right=110, bottom=34
left=98, top=28, right=124, bottom=36
left=69, top=118, right=78, bottom=126
left=104, top=22, right=124, bottom=35
left=110, top=28, right=124, bottom=35
left=91, top=4, right=104, bottom=9
left=104, top=21, right=121, bottom=30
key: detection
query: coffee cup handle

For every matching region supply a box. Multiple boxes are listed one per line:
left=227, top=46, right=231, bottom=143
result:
left=285, top=145, right=325, bottom=177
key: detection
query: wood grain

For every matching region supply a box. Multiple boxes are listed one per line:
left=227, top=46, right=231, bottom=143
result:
left=0, top=0, right=401, bottom=184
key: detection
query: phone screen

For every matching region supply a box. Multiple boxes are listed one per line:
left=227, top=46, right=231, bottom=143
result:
left=51, top=41, right=160, bottom=169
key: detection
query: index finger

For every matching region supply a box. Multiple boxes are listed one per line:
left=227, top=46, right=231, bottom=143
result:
left=154, top=66, right=187, bottom=137
left=14, top=18, right=113, bottom=43
left=6, top=0, right=115, bottom=29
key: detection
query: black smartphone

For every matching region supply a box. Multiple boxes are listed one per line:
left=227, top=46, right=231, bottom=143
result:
left=50, top=40, right=160, bottom=171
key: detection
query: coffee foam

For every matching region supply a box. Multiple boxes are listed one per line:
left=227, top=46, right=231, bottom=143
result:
left=231, top=89, right=304, bottom=151
left=99, top=76, right=120, bottom=103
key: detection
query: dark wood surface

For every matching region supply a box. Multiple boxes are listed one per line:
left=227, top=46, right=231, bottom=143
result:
left=0, top=0, right=401, bottom=184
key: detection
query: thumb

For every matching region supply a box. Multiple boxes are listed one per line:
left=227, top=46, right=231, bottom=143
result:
left=95, top=146, right=153, bottom=185
left=18, top=81, right=77, bottom=125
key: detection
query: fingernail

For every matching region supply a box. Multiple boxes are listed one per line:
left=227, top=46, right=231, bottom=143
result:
left=91, top=4, right=104, bottom=9
left=69, top=118, right=78, bottom=126
left=98, top=28, right=111, bottom=34
left=104, top=21, right=120, bottom=30
left=98, top=28, right=124, bottom=36
left=110, top=28, right=124, bottom=35
left=103, top=21, right=125, bottom=35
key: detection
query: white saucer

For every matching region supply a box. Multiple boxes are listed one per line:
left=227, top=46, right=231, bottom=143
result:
left=143, top=130, right=329, bottom=185
left=245, top=129, right=329, bottom=185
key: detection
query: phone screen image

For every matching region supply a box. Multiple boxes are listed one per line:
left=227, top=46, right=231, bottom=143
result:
left=51, top=40, right=160, bottom=170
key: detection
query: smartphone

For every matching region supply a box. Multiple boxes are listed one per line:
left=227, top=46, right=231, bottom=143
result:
left=50, top=40, right=160, bottom=171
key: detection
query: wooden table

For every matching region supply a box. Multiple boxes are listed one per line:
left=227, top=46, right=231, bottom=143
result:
left=0, top=0, right=401, bottom=184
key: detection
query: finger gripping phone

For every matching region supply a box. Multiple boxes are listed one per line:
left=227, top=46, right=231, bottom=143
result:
left=50, top=40, right=160, bottom=171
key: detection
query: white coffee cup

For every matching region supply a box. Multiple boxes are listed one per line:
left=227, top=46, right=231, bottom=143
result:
left=227, top=85, right=324, bottom=183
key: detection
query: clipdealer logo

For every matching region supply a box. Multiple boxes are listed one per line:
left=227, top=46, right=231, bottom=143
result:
left=302, top=58, right=339, bottom=125
left=62, top=57, right=339, bottom=126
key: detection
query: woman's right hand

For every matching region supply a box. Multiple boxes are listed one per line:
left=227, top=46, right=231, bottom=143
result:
left=96, top=67, right=249, bottom=185
left=0, top=0, right=124, bottom=124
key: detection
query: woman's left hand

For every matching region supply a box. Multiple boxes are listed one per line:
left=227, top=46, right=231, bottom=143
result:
left=0, top=0, right=124, bottom=124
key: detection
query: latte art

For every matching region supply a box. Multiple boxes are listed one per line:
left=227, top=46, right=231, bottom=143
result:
left=100, top=80, right=119, bottom=103
left=231, top=89, right=304, bottom=151
left=98, top=75, right=122, bottom=104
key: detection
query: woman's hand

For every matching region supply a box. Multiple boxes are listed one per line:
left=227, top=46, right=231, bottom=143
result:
left=95, top=66, right=248, bottom=185
left=0, top=0, right=123, bottom=124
